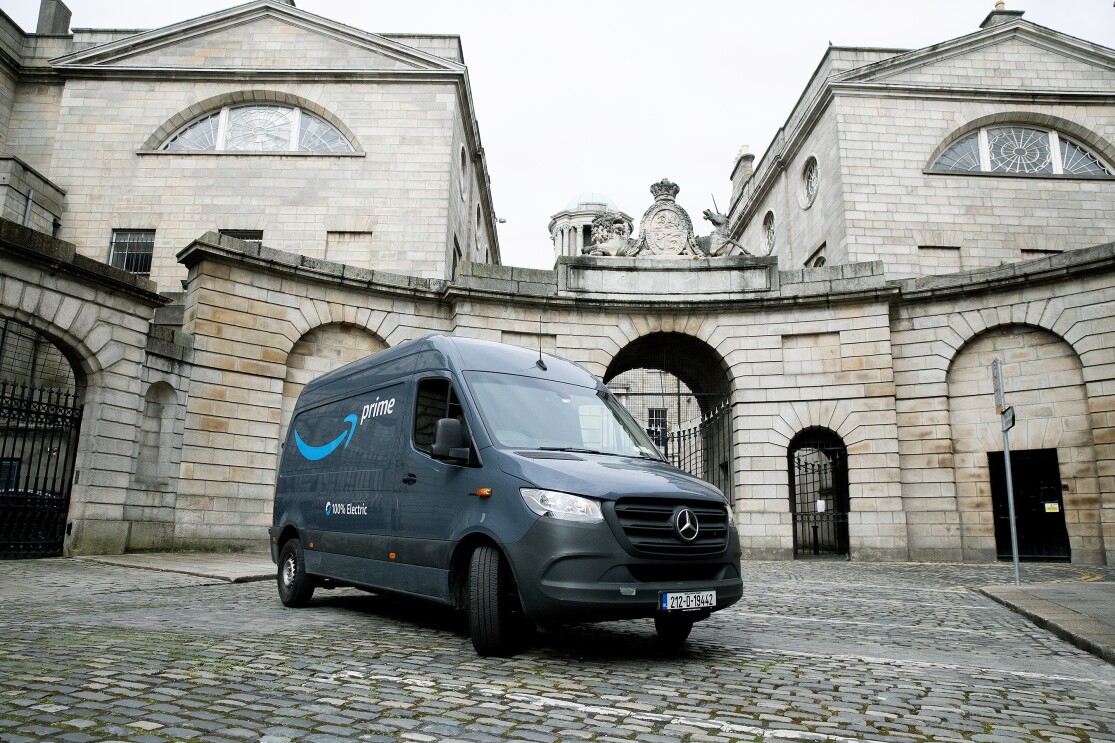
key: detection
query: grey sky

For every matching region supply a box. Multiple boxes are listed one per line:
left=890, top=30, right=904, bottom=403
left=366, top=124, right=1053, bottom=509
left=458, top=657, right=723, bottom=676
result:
left=4, top=0, right=1114, bottom=268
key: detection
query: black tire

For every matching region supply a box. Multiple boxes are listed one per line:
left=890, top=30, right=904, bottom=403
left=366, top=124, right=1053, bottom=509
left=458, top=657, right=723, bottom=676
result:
left=654, top=615, right=694, bottom=648
left=277, top=538, right=315, bottom=608
left=468, top=545, right=519, bottom=656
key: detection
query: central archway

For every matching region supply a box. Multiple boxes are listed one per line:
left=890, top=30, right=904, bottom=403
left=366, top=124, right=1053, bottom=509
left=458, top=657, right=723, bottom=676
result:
left=604, top=332, right=733, bottom=500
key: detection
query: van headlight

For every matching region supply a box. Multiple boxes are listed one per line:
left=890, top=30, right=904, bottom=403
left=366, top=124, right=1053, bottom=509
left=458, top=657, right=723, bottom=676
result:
left=520, top=488, right=603, bottom=523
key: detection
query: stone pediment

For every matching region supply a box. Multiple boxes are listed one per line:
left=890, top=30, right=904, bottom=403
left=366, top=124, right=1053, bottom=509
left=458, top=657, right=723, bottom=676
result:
left=836, top=22, right=1115, bottom=92
left=52, top=0, right=461, bottom=73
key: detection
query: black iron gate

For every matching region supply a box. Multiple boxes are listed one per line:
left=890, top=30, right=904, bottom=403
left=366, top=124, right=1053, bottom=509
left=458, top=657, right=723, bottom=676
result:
left=663, top=402, right=733, bottom=503
left=789, top=428, right=849, bottom=557
left=0, top=382, right=83, bottom=557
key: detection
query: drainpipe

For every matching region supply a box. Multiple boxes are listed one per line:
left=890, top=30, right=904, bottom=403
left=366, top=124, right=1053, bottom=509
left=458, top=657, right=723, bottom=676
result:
left=22, top=189, right=34, bottom=226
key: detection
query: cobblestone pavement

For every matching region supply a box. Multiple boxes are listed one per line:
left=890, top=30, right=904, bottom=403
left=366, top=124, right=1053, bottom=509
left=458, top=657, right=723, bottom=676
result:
left=1, top=559, right=1113, bottom=743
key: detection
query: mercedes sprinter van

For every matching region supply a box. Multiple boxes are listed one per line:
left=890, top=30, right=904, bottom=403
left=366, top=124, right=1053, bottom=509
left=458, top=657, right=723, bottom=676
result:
left=270, top=334, right=742, bottom=655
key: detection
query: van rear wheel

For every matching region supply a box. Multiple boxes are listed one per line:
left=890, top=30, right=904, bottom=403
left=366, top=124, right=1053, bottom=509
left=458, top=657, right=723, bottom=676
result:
left=468, top=545, right=519, bottom=656
left=278, top=539, right=315, bottom=607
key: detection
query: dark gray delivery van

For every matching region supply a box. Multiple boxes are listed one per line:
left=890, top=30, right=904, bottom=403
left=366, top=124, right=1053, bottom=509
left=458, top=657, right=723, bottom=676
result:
left=270, top=334, right=742, bottom=654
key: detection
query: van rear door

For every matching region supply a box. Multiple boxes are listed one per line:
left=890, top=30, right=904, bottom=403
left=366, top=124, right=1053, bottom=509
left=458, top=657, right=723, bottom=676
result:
left=280, top=381, right=404, bottom=588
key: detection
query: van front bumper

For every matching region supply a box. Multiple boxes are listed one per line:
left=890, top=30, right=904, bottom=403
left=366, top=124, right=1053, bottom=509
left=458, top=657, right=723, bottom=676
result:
left=506, top=517, right=742, bottom=623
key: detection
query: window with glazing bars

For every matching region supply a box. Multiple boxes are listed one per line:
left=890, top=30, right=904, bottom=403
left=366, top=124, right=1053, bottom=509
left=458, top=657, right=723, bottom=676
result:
left=219, top=229, right=264, bottom=247
left=647, top=408, right=668, bottom=448
left=109, top=230, right=154, bottom=275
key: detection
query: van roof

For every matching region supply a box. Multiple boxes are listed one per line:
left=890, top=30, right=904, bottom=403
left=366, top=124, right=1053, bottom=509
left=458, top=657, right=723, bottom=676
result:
left=301, top=334, right=600, bottom=396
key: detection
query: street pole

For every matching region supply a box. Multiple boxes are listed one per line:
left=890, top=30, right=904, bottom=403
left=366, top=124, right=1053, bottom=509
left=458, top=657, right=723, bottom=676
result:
left=992, top=358, right=1021, bottom=586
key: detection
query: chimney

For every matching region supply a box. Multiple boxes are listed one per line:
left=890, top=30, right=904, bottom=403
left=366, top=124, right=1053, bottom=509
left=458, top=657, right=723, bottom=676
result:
left=731, top=147, right=755, bottom=180
left=980, top=1, right=1024, bottom=29
left=35, top=0, right=71, bottom=35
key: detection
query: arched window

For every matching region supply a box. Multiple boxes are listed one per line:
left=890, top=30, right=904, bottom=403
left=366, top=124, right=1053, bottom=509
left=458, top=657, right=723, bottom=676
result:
left=162, top=105, right=353, bottom=153
left=932, top=126, right=1111, bottom=176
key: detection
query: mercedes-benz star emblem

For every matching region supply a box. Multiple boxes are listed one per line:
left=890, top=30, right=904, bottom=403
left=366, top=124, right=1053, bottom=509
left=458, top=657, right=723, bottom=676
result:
left=672, top=506, right=700, bottom=542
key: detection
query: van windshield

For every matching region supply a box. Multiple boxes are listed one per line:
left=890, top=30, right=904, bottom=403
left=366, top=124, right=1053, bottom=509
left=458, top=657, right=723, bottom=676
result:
left=464, top=371, right=664, bottom=460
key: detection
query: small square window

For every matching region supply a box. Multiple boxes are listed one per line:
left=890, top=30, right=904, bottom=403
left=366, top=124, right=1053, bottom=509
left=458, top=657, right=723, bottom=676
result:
left=109, top=230, right=154, bottom=276
left=219, top=229, right=264, bottom=246
left=0, top=458, right=20, bottom=489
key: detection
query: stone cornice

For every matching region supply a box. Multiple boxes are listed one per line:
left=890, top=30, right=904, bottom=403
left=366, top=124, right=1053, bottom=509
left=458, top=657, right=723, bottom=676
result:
left=0, top=219, right=167, bottom=307
left=177, top=232, right=450, bottom=301
left=828, top=82, right=1115, bottom=104
left=175, top=233, right=1114, bottom=317
left=52, top=65, right=466, bottom=84
left=894, top=243, right=1115, bottom=303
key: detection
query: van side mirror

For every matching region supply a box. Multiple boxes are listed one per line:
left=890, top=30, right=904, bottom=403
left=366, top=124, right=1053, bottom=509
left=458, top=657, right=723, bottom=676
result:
left=431, top=418, right=470, bottom=462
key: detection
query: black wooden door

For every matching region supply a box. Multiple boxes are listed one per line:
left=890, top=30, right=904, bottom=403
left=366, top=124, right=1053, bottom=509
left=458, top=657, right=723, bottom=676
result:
left=988, top=448, right=1070, bottom=562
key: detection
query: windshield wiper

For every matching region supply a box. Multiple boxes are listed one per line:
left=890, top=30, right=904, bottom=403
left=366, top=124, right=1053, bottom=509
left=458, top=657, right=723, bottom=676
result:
left=538, top=446, right=612, bottom=456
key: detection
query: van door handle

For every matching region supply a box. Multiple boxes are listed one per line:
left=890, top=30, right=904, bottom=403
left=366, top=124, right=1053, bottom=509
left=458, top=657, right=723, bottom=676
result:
left=402, top=474, right=417, bottom=485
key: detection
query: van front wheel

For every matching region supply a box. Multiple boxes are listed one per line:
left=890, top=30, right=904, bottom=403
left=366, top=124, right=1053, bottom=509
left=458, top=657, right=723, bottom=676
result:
left=278, top=539, right=315, bottom=607
left=468, top=545, right=517, bottom=656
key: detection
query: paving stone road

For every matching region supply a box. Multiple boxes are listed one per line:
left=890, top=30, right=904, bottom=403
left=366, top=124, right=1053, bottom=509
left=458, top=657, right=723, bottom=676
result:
left=1, top=558, right=1113, bottom=743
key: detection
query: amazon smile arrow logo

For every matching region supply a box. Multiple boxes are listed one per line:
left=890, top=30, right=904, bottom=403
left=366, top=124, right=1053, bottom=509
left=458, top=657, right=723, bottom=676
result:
left=294, top=413, right=358, bottom=461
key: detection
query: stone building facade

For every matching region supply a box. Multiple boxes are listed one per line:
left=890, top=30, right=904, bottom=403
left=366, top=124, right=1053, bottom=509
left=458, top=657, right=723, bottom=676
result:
left=0, top=1, right=1112, bottom=565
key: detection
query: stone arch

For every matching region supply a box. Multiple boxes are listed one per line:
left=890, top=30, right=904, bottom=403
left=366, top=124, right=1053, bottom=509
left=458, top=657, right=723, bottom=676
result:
left=140, top=89, right=363, bottom=153
left=946, top=324, right=1103, bottom=564
left=603, top=331, right=731, bottom=417
left=278, top=323, right=388, bottom=450
left=0, top=309, right=95, bottom=400
left=604, top=331, right=733, bottom=499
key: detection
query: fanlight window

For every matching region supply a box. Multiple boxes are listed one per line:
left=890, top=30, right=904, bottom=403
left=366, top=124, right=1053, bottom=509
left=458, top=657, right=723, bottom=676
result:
left=933, top=126, right=1111, bottom=176
left=162, top=105, right=352, bottom=153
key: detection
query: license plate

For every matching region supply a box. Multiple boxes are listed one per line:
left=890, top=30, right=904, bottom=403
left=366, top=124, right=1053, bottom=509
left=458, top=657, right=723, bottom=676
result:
left=660, top=590, right=716, bottom=611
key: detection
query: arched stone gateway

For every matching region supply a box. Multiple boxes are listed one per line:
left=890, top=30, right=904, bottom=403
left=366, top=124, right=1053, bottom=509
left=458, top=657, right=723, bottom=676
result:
left=0, top=317, right=85, bottom=557
left=788, top=428, right=850, bottom=558
left=604, top=333, right=733, bottom=502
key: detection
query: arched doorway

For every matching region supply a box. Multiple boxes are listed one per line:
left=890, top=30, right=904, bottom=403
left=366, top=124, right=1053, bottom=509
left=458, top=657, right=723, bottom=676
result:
left=0, top=317, right=85, bottom=558
left=604, top=332, right=733, bottom=501
left=788, top=428, right=849, bottom=558
left=947, top=325, right=1100, bottom=564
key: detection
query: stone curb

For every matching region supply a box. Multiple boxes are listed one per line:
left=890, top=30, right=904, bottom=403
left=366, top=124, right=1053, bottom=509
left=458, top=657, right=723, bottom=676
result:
left=978, top=585, right=1115, bottom=666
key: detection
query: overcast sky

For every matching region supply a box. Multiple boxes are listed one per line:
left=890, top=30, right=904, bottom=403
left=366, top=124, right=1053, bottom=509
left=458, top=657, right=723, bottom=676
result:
left=5, top=0, right=1114, bottom=268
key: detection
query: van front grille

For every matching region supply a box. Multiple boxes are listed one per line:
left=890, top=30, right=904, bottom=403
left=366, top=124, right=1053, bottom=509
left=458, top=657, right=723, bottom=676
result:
left=611, top=498, right=730, bottom=556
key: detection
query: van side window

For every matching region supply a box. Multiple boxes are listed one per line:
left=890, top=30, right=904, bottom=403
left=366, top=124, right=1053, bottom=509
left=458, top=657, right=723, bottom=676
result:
left=414, top=378, right=465, bottom=453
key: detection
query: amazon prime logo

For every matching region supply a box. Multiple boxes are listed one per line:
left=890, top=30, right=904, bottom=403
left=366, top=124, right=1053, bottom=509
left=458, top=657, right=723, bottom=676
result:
left=292, top=396, right=397, bottom=462
left=295, top=414, right=358, bottom=461
left=672, top=506, right=700, bottom=543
